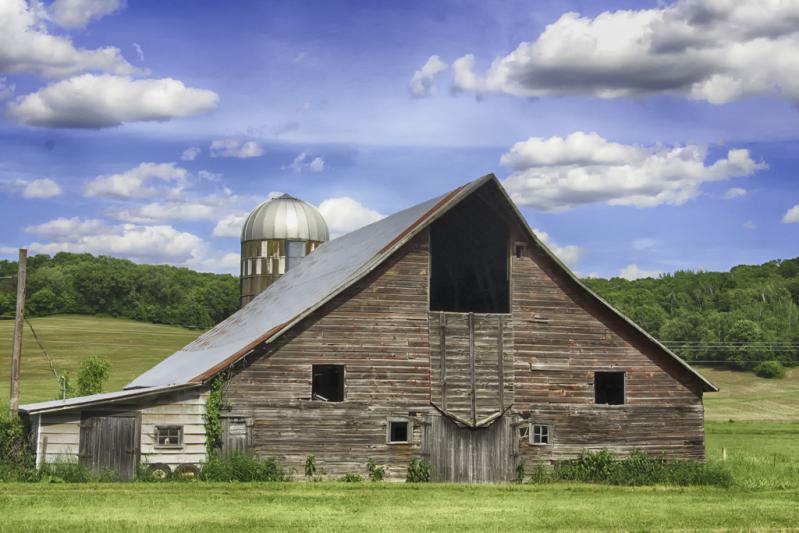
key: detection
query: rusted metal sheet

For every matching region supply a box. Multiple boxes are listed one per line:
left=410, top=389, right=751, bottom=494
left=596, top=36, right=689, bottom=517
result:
left=126, top=173, right=715, bottom=396
left=125, top=183, right=476, bottom=389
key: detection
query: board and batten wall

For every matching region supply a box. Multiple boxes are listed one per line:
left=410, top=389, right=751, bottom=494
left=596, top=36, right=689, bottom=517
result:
left=224, top=220, right=706, bottom=480
left=34, top=388, right=208, bottom=469
left=510, top=225, right=705, bottom=464
left=224, top=232, right=432, bottom=480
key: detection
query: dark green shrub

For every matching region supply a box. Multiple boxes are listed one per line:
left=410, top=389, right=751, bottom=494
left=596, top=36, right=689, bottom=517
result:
left=406, top=458, right=431, bottom=482
left=367, top=458, right=385, bottom=482
left=551, top=450, right=731, bottom=487
left=200, top=454, right=285, bottom=482
left=340, top=473, right=363, bottom=482
left=304, top=455, right=316, bottom=479
left=0, top=414, right=37, bottom=481
left=754, top=360, right=786, bottom=379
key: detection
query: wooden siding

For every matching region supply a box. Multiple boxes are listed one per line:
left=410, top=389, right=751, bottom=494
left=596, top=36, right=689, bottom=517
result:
left=428, top=312, right=513, bottom=426
left=37, top=413, right=81, bottom=465
left=225, top=233, right=432, bottom=480
left=36, top=388, right=208, bottom=471
left=510, top=232, right=705, bottom=464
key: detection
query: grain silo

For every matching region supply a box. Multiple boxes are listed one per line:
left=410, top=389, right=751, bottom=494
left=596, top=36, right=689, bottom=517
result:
left=239, top=194, right=329, bottom=306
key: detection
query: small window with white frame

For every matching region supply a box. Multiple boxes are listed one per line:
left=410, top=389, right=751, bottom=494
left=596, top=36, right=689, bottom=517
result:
left=386, top=418, right=412, bottom=444
left=155, top=425, right=183, bottom=448
left=530, top=424, right=551, bottom=445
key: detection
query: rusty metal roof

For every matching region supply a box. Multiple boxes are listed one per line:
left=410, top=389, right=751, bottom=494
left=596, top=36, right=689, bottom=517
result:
left=125, top=180, right=470, bottom=389
left=126, top=174, right=716, bottom=393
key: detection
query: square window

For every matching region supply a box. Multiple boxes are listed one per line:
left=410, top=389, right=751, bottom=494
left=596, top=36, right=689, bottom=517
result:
left=312, top=365, right=344, bottom=402
left=156, top=426, right=182, bottom=447
left=387, top=419, right=411, bottom=444
left=531, top=424, right=550, bottom=445
left=514, top=243, right=526, bottom=258
left=595, top=371, right=625, bottom=405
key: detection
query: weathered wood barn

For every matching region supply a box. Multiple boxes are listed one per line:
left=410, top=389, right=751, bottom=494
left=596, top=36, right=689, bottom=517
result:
left=20, top=174, right=716, bottom=482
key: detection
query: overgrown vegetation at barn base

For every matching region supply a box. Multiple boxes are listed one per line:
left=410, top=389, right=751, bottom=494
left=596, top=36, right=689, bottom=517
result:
left=525, top=450, right=732, bottom=487
left=200, top=454, right=286, bottom=482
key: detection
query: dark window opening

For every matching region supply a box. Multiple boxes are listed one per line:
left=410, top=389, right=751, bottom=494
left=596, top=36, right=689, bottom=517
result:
left=531, top=424, right=549, bottom=445
left=388, top=420, right=410, bottom=443
left=155, top=426, right=183, bottom=447
left=595, top=371, right=625, bottom=405
left=430, top=192, right=510, bottom=313
left=312, top=364, right=344, bottom=402
left=514, top=243, right=526, bottom=258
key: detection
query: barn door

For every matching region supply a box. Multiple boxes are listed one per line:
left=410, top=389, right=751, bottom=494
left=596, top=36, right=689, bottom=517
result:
left=422, top=414, right=518, bottom=482
left=220, top=417, right=252, bottom=457
left=79, top=412, right=138, bottom=480
left=429, top=312, right=513, bottom=427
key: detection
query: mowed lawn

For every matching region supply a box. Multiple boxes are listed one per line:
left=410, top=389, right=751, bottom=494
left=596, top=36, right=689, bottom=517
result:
left=1, top=316, right=798, bottom=531
left=0, top=315, right=203, bottom=408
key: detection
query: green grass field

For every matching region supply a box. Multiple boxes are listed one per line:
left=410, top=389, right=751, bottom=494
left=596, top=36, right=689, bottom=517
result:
left=1, top=315, right=798, bottom=531
left=0, top=315, right=203, bottom=407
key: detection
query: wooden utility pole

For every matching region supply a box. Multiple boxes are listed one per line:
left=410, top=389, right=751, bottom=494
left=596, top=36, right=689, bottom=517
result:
left=8, top=248, right=27, bottom=417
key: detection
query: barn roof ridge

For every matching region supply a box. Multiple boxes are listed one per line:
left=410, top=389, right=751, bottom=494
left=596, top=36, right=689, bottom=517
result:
left=111, top=173, right=714, bottom=393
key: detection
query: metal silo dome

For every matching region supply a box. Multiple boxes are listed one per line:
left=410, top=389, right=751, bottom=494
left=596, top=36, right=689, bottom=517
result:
left=241, top=194, right=329, bottom=243
left=239, top=193, right=329, bottom=307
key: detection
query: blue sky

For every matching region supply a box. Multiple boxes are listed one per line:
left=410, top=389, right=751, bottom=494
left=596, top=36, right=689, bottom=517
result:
left=0, top=0, right=797, bottom=278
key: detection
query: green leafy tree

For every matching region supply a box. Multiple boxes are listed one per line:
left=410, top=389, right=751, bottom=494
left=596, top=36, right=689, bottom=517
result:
left=75, top=356, right=112, bottom=396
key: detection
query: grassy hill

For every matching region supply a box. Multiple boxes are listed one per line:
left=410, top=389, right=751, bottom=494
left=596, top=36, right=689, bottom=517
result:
left=0, top=315, right=203, bottom=407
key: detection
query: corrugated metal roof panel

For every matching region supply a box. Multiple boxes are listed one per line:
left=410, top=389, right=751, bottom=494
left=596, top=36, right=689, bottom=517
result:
left=19, top=384, right=199, bottom=414
left=126, top=190, right=453, bottom=389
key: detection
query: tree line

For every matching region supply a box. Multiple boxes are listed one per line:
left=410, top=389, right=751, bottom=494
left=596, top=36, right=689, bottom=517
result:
left=583, top=258, right=799, bottom=369
left=1, top=252, right=797, bottom=369
left=0, top=252, right=239, bottom=330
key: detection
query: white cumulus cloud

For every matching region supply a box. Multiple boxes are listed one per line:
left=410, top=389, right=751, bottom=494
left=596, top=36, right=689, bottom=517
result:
left=213, top=213, right=247, bottom=238
left=84, top=162, right=188, bottom=199
left=181, top=146, right=201, bottom=161
left=318, top=197, right=384, bottom=238
left=450, top=0, right=799, bottom=104
left=501, top=132, right=767, bottom=211
left=48, top=0, right=124, bottom=29
left=723, top=187, right=748, bottom=199
left=9, top=74, right=218, bottom=128
left=209, top=138, right=264, bottom=158
left=409, top=55, right=448, bottom=97
left=1, top=178, right=63, bottom=199
left=532, top=228, right=584, bottom=266
left=20, top=178, right=62, bottom=198
left=0, top=0, right=136, bottom=78
left=782, top=204, right=799, bottom=224
left=287, top=152, right=324, bottom=173
left=618, top=264, right=663, bottom=280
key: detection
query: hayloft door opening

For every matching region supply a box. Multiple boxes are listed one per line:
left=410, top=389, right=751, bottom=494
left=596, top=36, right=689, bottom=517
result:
left=430, top=191, right=509, bottom=313
left=78, top=412, right=138, bottom=480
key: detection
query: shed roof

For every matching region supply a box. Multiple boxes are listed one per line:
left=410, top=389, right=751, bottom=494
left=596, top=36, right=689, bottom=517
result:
left=19, top=384, right=200, bottom=415
left=126, top=174, right=717, bottom=393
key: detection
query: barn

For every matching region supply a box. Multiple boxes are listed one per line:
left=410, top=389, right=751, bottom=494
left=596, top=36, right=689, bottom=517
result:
left=19, top=174, right=716, bottom=482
